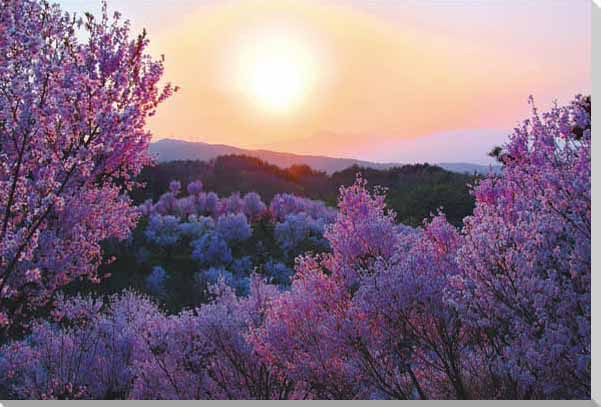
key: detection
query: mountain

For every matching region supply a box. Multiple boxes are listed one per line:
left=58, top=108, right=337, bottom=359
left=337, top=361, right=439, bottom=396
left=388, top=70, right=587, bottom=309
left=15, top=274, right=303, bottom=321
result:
left=149, top=138, right=502, bottom=175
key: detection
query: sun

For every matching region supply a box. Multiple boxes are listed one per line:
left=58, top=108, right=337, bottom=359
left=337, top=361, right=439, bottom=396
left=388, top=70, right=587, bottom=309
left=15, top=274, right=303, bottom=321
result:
left=247, top=53, right=307, bottom=113
left=235, top=30, right=318, bottom=115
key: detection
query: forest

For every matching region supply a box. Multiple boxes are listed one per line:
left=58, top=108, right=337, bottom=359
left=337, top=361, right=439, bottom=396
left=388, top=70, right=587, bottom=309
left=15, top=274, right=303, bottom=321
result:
left=0, top=0, right=591, bottom=400
left=131, top=157, right=477, bottom=227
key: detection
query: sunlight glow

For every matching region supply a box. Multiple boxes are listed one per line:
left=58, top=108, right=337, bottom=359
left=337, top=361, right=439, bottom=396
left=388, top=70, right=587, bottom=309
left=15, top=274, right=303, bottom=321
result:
left=235, top=31, right=318, bottom=114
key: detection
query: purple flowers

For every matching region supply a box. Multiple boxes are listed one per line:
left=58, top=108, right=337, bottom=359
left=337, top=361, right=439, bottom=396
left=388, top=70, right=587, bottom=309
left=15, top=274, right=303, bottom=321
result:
left=191, top=234, right=233, bottom=267
left=133, top=180, right=337, bottom=296
left=274, top=213, right=329, bottom=255
left=145, top=215, right=181, bottom=248
left=243, top=192, right=267, bottom=220
left=187, top=181, right=204, bottom=196
left=216, top=213, right=252, bottom=243
left=270, top=193, right=337, bottom=223
left=0, top=292, right=163, bottom=399
left=0, top=0, right=175, bottom=329
left=250, top=97, right=591, bottom=399
left=446, top=95, right=591, bottom=398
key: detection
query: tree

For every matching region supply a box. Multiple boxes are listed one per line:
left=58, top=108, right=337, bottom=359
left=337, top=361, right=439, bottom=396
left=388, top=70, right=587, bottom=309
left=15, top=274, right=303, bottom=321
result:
left=448, top=95, right=591, bottom=398
left=252, top=179, right=473, bottom=399
left=250, top=177, right=401, bottom=399
left=0, top=0, right=175, bottom=332
left=0, top=291, right=162, bottom=399
left=251, top=95, right=591, bottom=399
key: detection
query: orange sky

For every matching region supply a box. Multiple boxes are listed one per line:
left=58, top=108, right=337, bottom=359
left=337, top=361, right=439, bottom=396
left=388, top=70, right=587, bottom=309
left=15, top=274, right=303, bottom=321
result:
left=60, top=0, right=591, bottom=163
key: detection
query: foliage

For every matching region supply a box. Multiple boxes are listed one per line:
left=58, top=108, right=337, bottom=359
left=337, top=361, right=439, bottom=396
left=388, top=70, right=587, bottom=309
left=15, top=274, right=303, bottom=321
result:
left=447, top=95, right=591, bottom=398
left=95, top=181, right=337, bottom=309
left=131, top=157, right=476, bottom=227
left=0, top=0, right=174, bottom=332
left=1, top=280, right=294, bottom=399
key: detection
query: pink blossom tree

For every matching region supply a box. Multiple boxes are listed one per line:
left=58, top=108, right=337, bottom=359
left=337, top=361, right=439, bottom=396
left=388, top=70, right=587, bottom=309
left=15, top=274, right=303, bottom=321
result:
left=0, top=291, right=162, bottom=399
left=251, top=93, right=592, bottom=401
left=250, top=178, right=402, bottom=399
left=448, top=95, right=591, bottom=399
left=252, top=179, right=479, bottom=399
left=249, top=254, right=363, bottom=399
left=131, top=277, right=294, bottom=399
left=0, top=0, right=174, bottom=332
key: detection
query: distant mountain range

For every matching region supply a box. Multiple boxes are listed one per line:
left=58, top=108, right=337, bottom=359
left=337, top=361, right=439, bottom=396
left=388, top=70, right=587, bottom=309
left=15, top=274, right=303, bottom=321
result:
left=149, top=138, right=502, bottom=175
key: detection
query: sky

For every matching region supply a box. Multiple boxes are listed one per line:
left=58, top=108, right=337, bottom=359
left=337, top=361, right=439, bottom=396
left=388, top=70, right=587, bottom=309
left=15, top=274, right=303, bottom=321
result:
left=58, top=0, right=591, bottom=164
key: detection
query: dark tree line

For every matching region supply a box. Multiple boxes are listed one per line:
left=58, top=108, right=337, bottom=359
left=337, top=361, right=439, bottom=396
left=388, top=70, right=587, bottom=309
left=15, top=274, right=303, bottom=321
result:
left=132, top=155, right=478, bottom=227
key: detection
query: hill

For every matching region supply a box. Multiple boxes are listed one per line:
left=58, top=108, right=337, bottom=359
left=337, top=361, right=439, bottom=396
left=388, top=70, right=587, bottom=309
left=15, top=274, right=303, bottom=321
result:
left=149, top=138, right=501, bottom=176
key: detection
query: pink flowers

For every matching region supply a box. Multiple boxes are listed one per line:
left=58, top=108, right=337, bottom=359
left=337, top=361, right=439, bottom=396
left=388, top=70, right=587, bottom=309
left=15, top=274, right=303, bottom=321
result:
left=0, top=0, right=174, bottom=330
left=324, top=176, right=398, bottom=285
left=448, top=95, right=591, bottom=398
left=250, top=96, right=591, bottom=399
left=0, top=312, right=8, bottom=328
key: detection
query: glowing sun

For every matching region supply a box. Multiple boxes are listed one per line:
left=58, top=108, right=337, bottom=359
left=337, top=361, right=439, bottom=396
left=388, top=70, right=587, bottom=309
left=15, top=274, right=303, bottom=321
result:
left=234, top=30, right=318, bottom=114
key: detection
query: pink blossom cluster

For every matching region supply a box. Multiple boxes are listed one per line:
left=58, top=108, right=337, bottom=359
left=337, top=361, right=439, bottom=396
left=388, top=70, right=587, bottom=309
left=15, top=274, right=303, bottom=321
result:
left=269, top=193, right=337, bottom=223
left=0, top=0, right=174, bottom=331
left=0, top=279, right=293, bottom=399
left=250, top=96, right=590, bottom=399
left=136, top=181, right=337, bottom=293
left=0, top=291, right=161, bottom=399
left=447, top=95, right=591, bottom=398
left=139, top=183, right=269, bottom=222
left=139, top=181, right=336, bottom=226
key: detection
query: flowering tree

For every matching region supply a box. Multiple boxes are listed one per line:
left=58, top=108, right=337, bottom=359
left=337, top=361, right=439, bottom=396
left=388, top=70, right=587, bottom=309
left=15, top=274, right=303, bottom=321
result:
left=0, top=291, right=162, bottom=399
left=323, top=177, right=398, bottom=286
left=145, top=215, right=181, bottom=248
left=251, top=178, right=400, bottom=399
left=269, top=193, right=336, bottom=223
left=250, top=254, right=366, bottom=399
left=0, top=0, right=174, bottom=330
left=252, top=93, right=592, bottom=401
left=243, top=192, right=267, bottom=221
left=0, top=278, right=294, bottom=400
left=274, top=213, right=329, bottom=257
left=169, top=277, right=292, bottom=399
left=350, top=215, right=478, bottom=399
left=448, top=96, right=591, bottom=399
left=215, top=213, right=252, bottom=243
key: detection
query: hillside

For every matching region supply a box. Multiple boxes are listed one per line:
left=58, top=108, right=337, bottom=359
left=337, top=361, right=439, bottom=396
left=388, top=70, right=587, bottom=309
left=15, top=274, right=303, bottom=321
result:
left=149, top=138, right=502, bottom=175
left=132, top=154, right=478, bottom=227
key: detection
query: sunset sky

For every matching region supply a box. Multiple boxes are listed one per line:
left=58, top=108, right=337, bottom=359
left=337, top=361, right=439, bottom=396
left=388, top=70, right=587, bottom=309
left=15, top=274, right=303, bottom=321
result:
left=59, top=0, right=591, bottom=164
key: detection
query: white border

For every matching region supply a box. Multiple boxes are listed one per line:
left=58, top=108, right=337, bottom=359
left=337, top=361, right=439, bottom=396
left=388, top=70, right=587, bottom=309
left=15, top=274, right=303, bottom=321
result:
left=592, top=0, right=599, bottom=404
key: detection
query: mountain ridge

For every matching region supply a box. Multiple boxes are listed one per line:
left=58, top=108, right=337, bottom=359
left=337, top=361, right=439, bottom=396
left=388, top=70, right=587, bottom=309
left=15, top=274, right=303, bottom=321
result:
left=149, top=138, right=502, bottom=175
